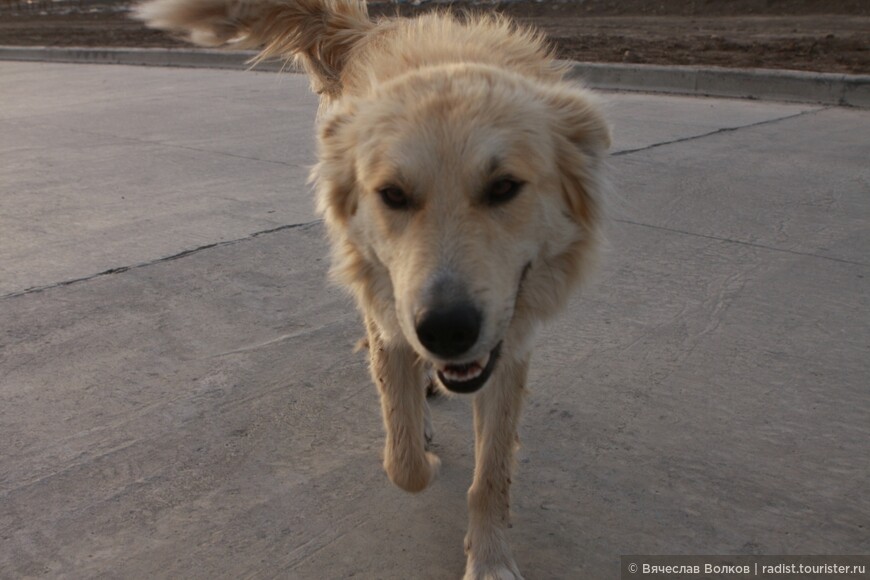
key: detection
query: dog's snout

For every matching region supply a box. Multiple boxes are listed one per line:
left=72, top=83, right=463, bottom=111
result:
left=415, top=303, right=482, bottom=358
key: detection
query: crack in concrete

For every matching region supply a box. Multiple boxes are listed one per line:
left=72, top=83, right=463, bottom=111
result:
left=2, top=219, right=323, bottom=300
left=3, top=109, right=845, bottom=300
left=607, top=106, right=868, bottom=267
left=614, top=218, right=869, bottom=268
left=611, top=107, right=827, bottom=157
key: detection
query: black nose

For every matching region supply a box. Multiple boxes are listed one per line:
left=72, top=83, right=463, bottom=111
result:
left=415, top=303, right=482, bottom=358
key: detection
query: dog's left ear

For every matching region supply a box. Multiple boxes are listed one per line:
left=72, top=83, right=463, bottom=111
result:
left=546, top=87, right=611, bottom=229
left=313, top=102, right=359, bottom=225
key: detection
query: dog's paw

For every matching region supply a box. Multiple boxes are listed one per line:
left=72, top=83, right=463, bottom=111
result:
left=463, top=530, right=522, bottom=580
left=462, top=560, right=524, bottom=580
left=385, top=451, right=440, bottom=493
left=426, top=451, right=441, bottom=481
left=424, top=421, right=435, bottom=450
left=423, top=400, right=435, bottom=450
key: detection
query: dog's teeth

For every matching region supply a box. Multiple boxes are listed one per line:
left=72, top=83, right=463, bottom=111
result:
left=438, top=351, right=493, bottom=383
left=442, top=362, right=483, bottom=382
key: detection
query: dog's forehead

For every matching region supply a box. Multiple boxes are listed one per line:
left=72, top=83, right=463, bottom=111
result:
left=357, top=96, right=553, bottom=189
left=360, top=126, right=546, bottom=194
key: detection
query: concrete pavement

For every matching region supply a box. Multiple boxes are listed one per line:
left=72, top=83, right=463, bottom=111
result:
left=1, top=61, right=868, bottom=578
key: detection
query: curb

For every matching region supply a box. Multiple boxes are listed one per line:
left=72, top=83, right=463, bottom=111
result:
left=569, top=62, right=870, bottom=109
left=0, top=46, right=283, bottom=71
left=1, top=45, right=868, bottom=107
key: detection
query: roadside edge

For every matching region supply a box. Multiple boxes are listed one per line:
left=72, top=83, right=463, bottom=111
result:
left=1, top=46, right=867, bottom=107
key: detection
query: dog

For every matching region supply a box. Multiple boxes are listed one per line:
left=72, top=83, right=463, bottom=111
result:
left=134, top=1, right=610, bottom=577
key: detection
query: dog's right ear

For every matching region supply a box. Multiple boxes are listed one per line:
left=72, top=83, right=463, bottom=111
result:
left=313, top=104, right=360, bottom=225
left=134, top=0, right=372, bottom=97
left=133, top=0, right=244, bottom=47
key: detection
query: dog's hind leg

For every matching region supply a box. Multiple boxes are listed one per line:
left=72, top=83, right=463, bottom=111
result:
left=463, top=354, right=529, bottom=580
left=423, top=366, right=439, bottom=449
left=365, top=315, right=440, bottom=493
left=423, top=397, right=434, bottom=450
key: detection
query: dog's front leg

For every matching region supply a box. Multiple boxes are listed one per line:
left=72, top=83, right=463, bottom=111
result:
left=365, top=316, right=440, bottom=493
left=464, top=355, right=528, bottom=580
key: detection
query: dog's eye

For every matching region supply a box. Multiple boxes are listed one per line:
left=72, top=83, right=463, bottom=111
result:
left=378, top=186, right=410, bottom=210
left=486, top=178, right=523, bottom=206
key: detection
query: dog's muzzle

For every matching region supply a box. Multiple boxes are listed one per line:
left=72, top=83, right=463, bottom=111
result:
left=418, top=261, right=531, bottom=394
left=415, top=300, right=497, bottom=394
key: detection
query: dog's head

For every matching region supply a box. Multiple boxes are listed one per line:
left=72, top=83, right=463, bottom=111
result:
left=315, top=64, right=609, bottom=393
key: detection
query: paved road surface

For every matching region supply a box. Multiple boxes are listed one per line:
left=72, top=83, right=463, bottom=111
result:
left=1, top=61, right=868, bottom=578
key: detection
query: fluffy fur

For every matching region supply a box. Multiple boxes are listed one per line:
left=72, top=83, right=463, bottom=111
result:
left=135, top=1, right=610, bottom=577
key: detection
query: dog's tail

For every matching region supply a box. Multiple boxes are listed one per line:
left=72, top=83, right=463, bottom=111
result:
left=133, top=0, right=372, bottom=94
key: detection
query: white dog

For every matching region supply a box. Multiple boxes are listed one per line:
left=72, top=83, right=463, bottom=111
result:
left=135, top=1, right=610, bottom=576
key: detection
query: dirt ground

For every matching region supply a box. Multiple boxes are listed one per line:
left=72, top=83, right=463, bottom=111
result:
left=0, top=0, right=868, bottom=74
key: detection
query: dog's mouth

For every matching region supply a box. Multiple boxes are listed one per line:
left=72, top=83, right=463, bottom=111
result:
left=426, top=261, right=529, bottom=395
left=435, top=342, right=502, bottom=394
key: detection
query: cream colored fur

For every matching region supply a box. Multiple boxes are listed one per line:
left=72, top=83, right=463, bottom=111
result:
left=135, top=1, right=610, bottom=577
